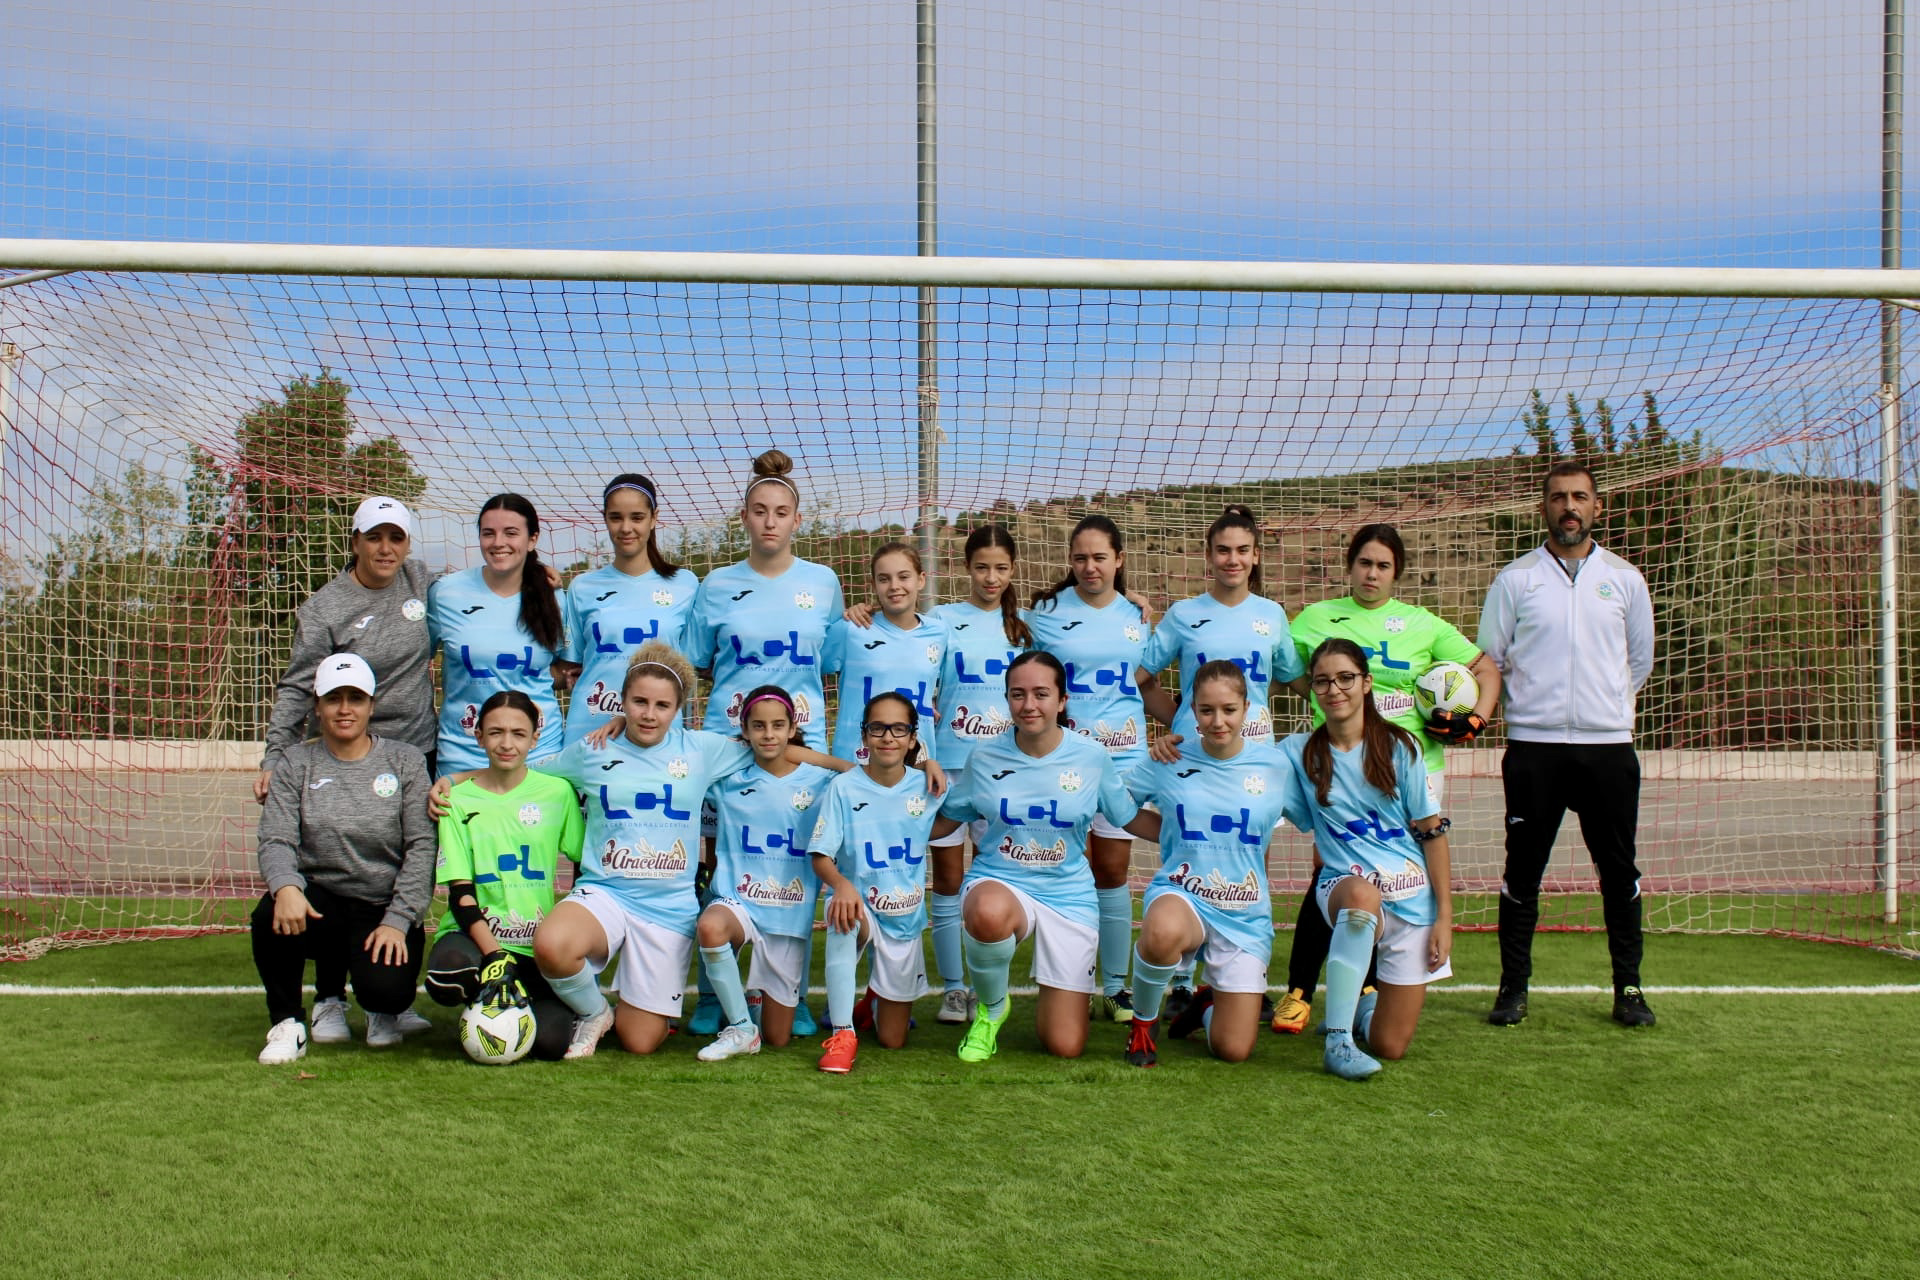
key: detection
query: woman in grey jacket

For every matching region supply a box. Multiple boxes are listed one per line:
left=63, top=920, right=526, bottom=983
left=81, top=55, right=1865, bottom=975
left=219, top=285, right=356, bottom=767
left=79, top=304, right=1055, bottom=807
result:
left=252, top=654, right=437, bottom=1064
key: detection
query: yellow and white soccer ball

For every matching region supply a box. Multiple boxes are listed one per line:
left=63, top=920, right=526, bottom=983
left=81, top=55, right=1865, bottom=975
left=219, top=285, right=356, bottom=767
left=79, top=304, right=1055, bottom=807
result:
left=1412, top=661, right=1480, bottom=720
left=459, top=995, right=536, bottom=1065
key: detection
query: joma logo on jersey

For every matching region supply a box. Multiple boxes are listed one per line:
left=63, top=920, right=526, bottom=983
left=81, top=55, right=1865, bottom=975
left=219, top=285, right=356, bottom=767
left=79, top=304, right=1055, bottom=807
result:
left=954, top=650, right=1013, bottom=684
left=1175, top=803, right=1266, bottom=847
left=741, top=824, right=805, bottom=857
left=1066, top=660, right=1132, bottom=694
left=592, top=618, right=659, bottom=654
left=1326, top=809, right=1407, bottom=843
left=730, top=632, right=814, bottom=667
left=459, top=645, right=546, bottom=680
left=863, top=836, right=923, bottom=869
left=597, top=783, right=693, bottom=821
left=1000, top=797, right=1076, bottom=829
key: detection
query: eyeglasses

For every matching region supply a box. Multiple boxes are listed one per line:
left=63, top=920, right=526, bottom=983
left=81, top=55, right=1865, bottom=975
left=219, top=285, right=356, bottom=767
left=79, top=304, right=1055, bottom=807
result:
left=862, top=721, right=914, bottom=739
left=1310, top=671, right=1365, bottom=693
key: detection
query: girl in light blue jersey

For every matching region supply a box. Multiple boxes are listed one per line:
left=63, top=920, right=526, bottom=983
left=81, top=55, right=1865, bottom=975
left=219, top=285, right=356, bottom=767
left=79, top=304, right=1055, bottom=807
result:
left=555, top=474, right=700, bottom=744
left=427, top=494, right=564, bottom=775
left=1023, top=515, right=1174, bottom=1021
left=821, top=541, right=947, bottom=763
left=808, top=692, right=942, bottom=1074
left=1123, top=660, right=1289, bottom=1068
left=936, top=651, right=1151, bottom=1062
left=692, top=685, right=838, bottom=1061
left=1277, top=637, right=1453, bottom=1081
left=687, top=449, right=844, bottom=749
left=1139, top=503, right=1302, bottom=1016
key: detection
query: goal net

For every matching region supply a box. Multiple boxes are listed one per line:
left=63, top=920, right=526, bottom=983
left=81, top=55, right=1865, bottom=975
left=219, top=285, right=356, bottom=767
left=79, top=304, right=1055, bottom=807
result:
left=0, top=267, right=1913, bottom=957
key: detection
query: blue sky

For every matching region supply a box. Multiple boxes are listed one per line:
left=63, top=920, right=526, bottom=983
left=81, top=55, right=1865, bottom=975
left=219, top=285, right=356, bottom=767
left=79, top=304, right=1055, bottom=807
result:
left=0, top=1, right=1909, bottom=566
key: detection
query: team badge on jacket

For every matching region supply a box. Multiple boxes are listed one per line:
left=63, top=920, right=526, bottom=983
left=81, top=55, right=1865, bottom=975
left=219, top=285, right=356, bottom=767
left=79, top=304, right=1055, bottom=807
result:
left=373, top=773, right=399, bottom=798
left=402, top=599, right=426, bottom=621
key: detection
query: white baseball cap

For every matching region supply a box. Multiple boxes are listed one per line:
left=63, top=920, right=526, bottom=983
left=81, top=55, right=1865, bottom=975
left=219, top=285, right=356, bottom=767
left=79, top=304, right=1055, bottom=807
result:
left=313, top=653, right=378, bottom=697
left=350, top=496, right=414, bottom=539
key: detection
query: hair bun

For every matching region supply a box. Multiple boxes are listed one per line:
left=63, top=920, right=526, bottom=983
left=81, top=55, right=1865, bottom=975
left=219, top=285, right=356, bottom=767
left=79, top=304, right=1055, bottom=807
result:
left=751, top=449, right=794, bottom=479
left=1223, top=502, right=1257, bottom=520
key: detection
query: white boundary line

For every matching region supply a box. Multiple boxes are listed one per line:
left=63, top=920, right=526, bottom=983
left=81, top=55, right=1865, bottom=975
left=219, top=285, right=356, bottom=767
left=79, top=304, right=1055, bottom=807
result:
left=3, top=982, right=1917, bottom=998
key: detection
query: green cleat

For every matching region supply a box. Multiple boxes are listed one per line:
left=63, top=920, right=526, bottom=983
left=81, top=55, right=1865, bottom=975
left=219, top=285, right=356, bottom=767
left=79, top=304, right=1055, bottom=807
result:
left=957, top=1003, right=1010, bottom=1063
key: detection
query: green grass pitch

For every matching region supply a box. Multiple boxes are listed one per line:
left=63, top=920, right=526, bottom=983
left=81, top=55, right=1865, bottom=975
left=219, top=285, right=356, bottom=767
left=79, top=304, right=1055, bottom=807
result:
left=3, top=929, right=1917, bottom=1279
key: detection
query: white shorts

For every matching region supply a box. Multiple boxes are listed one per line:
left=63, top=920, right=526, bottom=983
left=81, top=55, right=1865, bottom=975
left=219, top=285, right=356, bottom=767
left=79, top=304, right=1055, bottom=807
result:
left=930, top=816, right=988, bottom=849
left=1315, top=875, right=1453, bottom=986
left=709, top=898, right=809, bottom=1007
left=960, top=876, right=1099, bottom=994
left=564, top=883, right=695, bottom=1018
left=860, top=926, right=931, bottom=1004
left=1150, top=893, right=1270, bottom=995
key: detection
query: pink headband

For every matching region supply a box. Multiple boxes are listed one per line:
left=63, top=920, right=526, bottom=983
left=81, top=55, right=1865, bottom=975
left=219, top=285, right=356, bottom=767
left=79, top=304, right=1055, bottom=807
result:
left=741, top=689, right=796, bottom=720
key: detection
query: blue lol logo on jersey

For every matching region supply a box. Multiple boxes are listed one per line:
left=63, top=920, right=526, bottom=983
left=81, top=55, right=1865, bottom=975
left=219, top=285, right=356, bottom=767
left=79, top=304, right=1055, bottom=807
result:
left=1324, top=810, right=1407, bottom=844
left=591, top=618, right=659, bottom=655
left=740, top=824, right=805, bottom=857
left=1174, top=804, right=1266, bottom=847
left=862, top=836, right=924, bottom=869
left=596, top=782, right=693, bottom=822
left=729, top=632, right=813, bottom=667
left=459, top=645, right=546, bottom=680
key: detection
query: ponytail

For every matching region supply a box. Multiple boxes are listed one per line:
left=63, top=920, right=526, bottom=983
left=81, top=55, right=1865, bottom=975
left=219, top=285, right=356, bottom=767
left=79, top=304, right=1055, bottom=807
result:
left=1206, top=503, right=1264, bottom=594
left=963, top=524, right=1031, bottom=646
left=478, top=493, right=562, bottom=653
left=1032, top=514, right=1127, bottom=608
left=1300, top=637, right=1419, bottom=805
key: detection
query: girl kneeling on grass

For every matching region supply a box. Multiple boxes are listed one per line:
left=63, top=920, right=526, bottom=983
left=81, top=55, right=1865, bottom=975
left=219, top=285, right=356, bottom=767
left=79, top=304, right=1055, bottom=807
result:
left=423, top=690, right=584, bottom=1062
left=806, top=692, right=942, bottom=1074
left=253, top=654, right=435, bottom=1064
left=1278, top=637, right=1453, bottom=1080
left=692, top=685, right=839, bottom=1061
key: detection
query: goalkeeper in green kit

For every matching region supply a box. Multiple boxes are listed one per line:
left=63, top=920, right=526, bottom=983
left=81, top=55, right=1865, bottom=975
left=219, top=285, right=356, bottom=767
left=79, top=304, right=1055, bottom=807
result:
left=425, top=690, right=586, bottom=1060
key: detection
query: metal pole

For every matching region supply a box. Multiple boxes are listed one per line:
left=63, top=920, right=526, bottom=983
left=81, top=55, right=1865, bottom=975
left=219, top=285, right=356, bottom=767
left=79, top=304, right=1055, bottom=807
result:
left=1880, top=0, right=1904, bottom=925
left=916, top=0, right=941, bottom=603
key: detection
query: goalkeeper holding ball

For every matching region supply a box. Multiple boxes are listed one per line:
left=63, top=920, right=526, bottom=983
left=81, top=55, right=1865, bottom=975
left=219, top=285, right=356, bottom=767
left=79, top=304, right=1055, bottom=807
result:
left=425, top=690, right=585, bottom=1061
left=1478, top=462, right=1655, bottom=1028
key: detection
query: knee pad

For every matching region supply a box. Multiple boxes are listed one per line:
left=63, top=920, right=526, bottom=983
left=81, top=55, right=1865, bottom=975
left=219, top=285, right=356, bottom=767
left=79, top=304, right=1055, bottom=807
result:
left=424, top=965, right=479, bottom=1007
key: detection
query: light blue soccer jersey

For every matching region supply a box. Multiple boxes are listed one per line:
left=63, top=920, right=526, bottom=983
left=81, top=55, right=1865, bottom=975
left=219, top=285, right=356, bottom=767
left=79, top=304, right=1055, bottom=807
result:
left=807, top=767, right=940, bottom=942
left=1024, top=592, right=1151, bottom=767
left=688, top=559, right=844, bottom=749
left=1276, top=731, right=1441, bottom=926
left=542, top=726, right=753, bottom=935
left=1140, top=593, right=1305, bottom=747
left=428, top=567, right=564, bottom=773
left=942, top=730, right=1139, bottom=922
left=929, top=601, right=1019, bottom=772
left=821, top=613, right=947, bottom=762
left=560, top=564, right=700, bottom=744
left=1129, top=744, right=1288, bottom=957
left=706, top=760, right=836, bottom=939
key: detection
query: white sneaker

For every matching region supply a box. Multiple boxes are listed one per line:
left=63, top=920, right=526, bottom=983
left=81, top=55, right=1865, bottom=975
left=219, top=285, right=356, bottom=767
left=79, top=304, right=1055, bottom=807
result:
left=309, top=998, right=352, bottom=1044
left=258, top=1018, right=308, bottom=1065
left=696, top=1021, right=763, bottom=1062
left=394, top=1009, right=433, bottom=1036
left=365, top=1012, right=403, bottom=1048
left=937, top=988, right=976, bottom=1025
left=563, top=1004, right=616, bottom=1060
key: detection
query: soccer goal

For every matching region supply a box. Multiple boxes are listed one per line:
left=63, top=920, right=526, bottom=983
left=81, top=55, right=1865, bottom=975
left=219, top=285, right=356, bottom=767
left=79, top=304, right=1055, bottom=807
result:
left=0, top=242, right=1913, bottom=958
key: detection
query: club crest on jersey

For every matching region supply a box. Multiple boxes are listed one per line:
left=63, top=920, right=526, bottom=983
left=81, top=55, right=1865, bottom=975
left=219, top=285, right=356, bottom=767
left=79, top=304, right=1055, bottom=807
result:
left=600, top=836, right=690, bottom=878
left=402, top=599, right=426, bottom=621
left=790, top=787, right=815, bottom=810
left=1058, top=770, right=1083, bottom=793
left=1166, top=862, right=1263, bottom=908
left=906, top=793, right=928, bottom=817
left=999, top=834, right=1069, bottom=866
left=667, top=758, right=690, bottom=779
left=372, top=773, right=399, bottom=798
left=652, top=589, right=675, bottom=606
left=794, top=591, right=817, bottom=610
left=1385, top=616, right=1407, bottom=633
left=1251, top=619, right=1271, bottom=636
left=736, top=872, right=808, bottom=905
left=926, top=643, right=942, bottom=664
left=1242, top=773, right=1266, bottom=795
left=1124, top=624, right=1143, bottom=643
left=518, top=803, right=542, bottom=826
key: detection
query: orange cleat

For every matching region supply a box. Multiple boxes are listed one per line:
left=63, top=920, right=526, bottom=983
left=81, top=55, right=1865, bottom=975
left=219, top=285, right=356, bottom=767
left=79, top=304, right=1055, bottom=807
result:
left=817, top=1027, right=859, bottom=1074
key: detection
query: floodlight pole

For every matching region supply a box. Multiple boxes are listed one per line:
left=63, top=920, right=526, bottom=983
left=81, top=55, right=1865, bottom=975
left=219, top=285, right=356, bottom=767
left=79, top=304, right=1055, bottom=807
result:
left=1879, top=0, right=1904, bottom=925
left=916, top=0, right=942, bottom=603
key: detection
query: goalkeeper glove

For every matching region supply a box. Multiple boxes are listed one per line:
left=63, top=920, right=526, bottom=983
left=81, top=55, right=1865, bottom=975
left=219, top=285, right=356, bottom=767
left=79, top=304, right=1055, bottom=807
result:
left=474, top=951, right=528, bottom=1014
left=694, top=859, right=716, bottom=897
left=1427, top=709, right=1487, bottom=744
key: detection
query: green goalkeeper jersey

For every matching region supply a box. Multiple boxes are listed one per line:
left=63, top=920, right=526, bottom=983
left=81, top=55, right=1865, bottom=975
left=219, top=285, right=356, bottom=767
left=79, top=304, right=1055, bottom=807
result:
left=1289, top=596, right=1480, bottom=774
left=434, top=770, right=584, bottom=956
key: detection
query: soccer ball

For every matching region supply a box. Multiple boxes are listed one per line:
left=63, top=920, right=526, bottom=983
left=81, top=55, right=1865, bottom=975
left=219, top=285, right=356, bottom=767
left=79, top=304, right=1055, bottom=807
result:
left=1412, top=661, right=1480, bottom=720
left=459, top=995, right=536, bottom=1065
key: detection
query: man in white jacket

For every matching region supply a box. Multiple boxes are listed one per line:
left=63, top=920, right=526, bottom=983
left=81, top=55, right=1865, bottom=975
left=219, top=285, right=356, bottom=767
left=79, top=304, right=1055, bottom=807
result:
left=1477, top=461, right=1656, bottom=1028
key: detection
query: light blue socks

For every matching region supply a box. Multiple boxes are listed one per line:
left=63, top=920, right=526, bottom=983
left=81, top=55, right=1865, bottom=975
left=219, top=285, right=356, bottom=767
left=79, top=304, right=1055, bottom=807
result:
left=1097, top=887, right=1133, bottom=997
left=930, top=891, right=965, bottom=991
left=825, top=927, right=860, bottom=1030
left=964, top=930, right=1018, bottom=1021
left=1323, top=907, right=1379, bottom=1035
left=1130, top=949, right=1179, bottom=1023
left=700, top=943, right=750, bottom=1029
left=546, top=963, right=608, bottom=1019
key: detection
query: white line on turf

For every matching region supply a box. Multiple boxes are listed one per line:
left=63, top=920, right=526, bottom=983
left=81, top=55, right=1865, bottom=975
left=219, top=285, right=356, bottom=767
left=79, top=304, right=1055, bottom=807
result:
left=3, top=982, right=1918, bottom=998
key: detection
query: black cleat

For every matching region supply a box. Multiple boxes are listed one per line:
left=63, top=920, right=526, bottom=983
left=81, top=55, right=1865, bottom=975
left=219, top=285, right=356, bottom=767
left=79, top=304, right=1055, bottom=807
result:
left=1488, top=984, right=1529, bottom=1027
left=1259, top=991, right=1276, bottom=1023
left=1124, top=1016, right=1159, bottom=1068
left=1167, top=984, right=1215, bottom=1040
left=1162, top=985, right=1195, bottom=1026
left=1612, top=985, right=1656, bottom=1027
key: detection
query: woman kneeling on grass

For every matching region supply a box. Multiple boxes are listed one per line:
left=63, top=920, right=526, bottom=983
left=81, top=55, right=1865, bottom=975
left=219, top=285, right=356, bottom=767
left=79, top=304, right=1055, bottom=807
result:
left=806, top=692, right=942, bottom=1074
left=253, top=654, right=435, bottom=1064
left=1120, top=660, right=1289, bottom=1068
left=1279, top=638, right=1453, bottom=1080
left=423, top=690, right=584, bottom=1062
